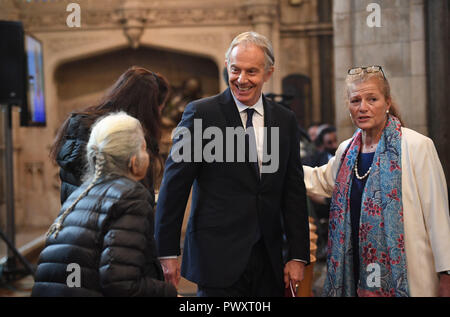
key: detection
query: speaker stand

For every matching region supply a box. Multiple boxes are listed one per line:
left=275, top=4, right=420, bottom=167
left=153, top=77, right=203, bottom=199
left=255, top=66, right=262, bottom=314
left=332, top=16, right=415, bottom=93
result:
left=0, top=104, right=35, bottom=282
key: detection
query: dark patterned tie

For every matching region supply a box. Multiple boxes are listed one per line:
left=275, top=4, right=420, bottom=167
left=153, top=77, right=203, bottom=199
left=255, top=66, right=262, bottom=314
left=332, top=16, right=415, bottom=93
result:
left=245, top=108, right=261, bottom=242
left=245, top=108, right=260, bottom=176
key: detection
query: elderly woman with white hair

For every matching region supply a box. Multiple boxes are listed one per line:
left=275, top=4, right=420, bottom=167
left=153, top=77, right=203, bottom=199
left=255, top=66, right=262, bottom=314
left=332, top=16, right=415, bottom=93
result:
left=303, top=66, right=450, bottom=297
left=32, top=112, right=177, bottom=297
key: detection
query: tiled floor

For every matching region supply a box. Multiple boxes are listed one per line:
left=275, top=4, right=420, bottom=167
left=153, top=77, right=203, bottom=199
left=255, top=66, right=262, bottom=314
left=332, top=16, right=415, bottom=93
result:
left=0, top=227, right=325, bottom=297
left=0, top=262, right=324, bottom=297
left=0, top=226, right=198, bottom=297
left=0, top=275, right=197, bottom=297
left=0, top=226, right=47, bottom=297
left=178, top=278, right=198, bottom=297
left=0, top=226, right=47, bottom=259
left=0, top=275, right=34, bottom=297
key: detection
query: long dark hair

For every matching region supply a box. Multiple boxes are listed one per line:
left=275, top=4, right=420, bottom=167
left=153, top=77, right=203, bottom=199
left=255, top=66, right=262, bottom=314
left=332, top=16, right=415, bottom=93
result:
left=50, top=66, right=170, bottom=189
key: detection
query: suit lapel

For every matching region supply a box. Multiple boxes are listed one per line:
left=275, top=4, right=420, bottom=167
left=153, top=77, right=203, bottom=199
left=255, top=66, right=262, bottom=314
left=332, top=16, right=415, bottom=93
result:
left=219, top=88, right=260, bottom=181
left=219, top=88, right=244, bottom=129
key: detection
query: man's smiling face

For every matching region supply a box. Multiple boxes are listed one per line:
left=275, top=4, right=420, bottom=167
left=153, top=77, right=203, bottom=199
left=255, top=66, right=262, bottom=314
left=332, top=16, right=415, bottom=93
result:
left=226, top=43, right=273, bottom=107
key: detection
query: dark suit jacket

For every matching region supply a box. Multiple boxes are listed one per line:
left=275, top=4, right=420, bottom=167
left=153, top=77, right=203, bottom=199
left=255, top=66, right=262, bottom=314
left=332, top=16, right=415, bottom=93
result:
left=155, top=88, right=310, bottom=289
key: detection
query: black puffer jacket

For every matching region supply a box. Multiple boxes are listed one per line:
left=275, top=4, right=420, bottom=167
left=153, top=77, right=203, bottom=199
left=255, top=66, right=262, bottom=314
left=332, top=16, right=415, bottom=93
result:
left=56, top=113, right=91, bottom=205
left=31, top=176, right=177, bottom=297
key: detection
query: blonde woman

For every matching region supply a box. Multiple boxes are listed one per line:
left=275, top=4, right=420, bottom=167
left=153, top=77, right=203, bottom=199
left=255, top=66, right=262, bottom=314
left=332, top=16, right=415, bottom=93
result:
left=304, top=66, right=450, bottom=297
left=32, top=112, right=177, bottom=297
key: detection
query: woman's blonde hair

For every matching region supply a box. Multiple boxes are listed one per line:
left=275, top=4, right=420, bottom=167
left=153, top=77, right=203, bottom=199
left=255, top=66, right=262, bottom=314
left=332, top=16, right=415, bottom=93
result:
left=47, top=112, right=146, bottom=238
left=345, top=70, right=405, bottom=127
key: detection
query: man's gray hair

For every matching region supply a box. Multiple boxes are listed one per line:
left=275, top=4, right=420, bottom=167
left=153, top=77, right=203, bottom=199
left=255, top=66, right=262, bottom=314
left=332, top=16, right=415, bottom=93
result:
left=225, top=31, right=275, bottom=70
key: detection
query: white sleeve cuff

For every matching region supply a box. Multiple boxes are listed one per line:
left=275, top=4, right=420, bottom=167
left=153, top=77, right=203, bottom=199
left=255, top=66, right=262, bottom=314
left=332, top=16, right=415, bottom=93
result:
left=158, top=255, right=178, bottom=260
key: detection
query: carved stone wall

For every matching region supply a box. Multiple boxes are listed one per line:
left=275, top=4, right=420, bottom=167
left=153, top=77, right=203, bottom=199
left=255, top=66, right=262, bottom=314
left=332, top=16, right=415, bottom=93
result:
left=0, top=0, right=332, bottom=227
left=333, top=0, right=429, bottom=140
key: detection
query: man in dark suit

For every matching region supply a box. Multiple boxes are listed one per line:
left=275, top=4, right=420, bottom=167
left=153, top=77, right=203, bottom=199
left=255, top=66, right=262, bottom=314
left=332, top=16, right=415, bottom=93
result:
left=155, top=31, right=310, bottom=297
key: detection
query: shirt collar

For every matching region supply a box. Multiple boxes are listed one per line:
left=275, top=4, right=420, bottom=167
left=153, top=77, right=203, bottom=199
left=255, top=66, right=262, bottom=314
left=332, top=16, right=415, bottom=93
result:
left=231, top=92, right=264, bottom=116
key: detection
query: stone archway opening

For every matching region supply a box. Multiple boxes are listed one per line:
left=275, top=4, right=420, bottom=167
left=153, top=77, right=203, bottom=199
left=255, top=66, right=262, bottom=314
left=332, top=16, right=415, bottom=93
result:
left=54, top=46, right=220, bottom=124
left=54, top=45, right=220, bottom=162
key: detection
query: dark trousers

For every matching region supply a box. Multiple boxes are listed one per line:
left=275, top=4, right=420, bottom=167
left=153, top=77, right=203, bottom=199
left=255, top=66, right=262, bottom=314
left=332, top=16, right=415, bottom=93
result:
left=197, top=239, right=284, bottom=297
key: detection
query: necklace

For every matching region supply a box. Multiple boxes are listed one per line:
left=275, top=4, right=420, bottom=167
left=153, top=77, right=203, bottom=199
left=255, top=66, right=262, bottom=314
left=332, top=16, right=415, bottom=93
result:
left=354, top=156, right=371, bottom=180
left=364, top=142, right=378, bottom=152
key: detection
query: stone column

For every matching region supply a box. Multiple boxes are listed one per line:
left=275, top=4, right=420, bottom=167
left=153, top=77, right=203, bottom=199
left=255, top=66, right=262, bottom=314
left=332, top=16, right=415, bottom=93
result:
left=115, top=0, right=147, bottom=49
left=243, top=0, right=279, bottom=93
left=0, top=0, right=19, bottom=21
left=332, top=0, right=354, bottom=139
left=425, top=0, right=450, bottom=191
left=332, top=0, right=429, bottom=140
left=243, top=0, right=278, bottom=37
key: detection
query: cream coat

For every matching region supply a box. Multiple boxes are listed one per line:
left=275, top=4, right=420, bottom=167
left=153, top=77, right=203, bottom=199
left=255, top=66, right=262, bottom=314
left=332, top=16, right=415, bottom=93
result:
left=303, top=127, right=450, bottom=296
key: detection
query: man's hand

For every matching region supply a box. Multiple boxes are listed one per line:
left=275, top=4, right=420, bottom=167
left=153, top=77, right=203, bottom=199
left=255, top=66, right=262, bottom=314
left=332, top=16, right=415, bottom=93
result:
left=160, top=258, right=181, bottom=287
left=283, top=260, right=305, bottom=290
left=438, top=273, right=450, bottom=297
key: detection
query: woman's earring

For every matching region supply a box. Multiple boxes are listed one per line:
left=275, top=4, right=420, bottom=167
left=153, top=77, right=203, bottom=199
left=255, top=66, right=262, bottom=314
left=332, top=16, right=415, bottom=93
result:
left=386, top=110, right=390, bottom=114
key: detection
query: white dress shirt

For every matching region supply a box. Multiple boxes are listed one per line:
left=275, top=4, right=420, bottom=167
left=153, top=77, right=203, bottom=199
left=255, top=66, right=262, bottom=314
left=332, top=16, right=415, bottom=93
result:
left=232, top=92, right=307, bottom=265
left=231, top=93, right=265, bottom=174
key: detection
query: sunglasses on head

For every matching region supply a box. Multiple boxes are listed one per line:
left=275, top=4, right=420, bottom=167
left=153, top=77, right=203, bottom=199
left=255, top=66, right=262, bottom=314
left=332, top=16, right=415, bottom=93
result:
left=348, top=65, right=386, bottom=79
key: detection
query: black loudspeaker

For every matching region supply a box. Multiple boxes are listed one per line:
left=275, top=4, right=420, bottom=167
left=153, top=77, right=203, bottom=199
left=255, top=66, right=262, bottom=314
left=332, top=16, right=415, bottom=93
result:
left=0, top=21, right=26, bottom=106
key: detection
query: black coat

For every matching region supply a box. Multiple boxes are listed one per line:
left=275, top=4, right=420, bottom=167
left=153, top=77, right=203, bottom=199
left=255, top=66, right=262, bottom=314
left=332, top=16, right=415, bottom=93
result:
left=32, top=176, right=177, bottom=297
left=56, top=113, right=90, bottom=205
left=56, top=113, right=155, bottom=206
left=155, top=88, right=310, bottom=289
left=303, top=150, right=331, bottom=168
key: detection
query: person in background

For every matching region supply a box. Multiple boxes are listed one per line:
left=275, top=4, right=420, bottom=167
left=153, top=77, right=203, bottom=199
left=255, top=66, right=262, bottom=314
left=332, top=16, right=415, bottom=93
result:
left=32, top=112, right=177, bottom=297
left=303, top=65, right=450, bottom=297
left=307, top=123, right=321, bottom=145
left=303, top=125, right=338, bottom=261
left=155, top=31, right=310, bottom=297
left=302, top=123, right=320, bottom=160
left=304, top=126, right=337, bottom=167
left=49, top=66, right=169, bottom=206
left=303, top=122, right=330, bottom=165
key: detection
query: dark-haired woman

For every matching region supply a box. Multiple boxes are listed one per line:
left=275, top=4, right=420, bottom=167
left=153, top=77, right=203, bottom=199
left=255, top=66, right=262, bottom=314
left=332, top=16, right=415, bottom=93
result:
left=50, top=66, right=169, bottom=205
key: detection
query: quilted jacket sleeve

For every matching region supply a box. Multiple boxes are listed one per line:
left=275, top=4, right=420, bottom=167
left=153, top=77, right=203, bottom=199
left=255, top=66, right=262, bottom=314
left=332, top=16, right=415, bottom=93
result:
left=56, top=114, right=91, bottom=204
left=99, top=184, right=177, bottom=297
left=56, top=114, right=90, bottom=177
